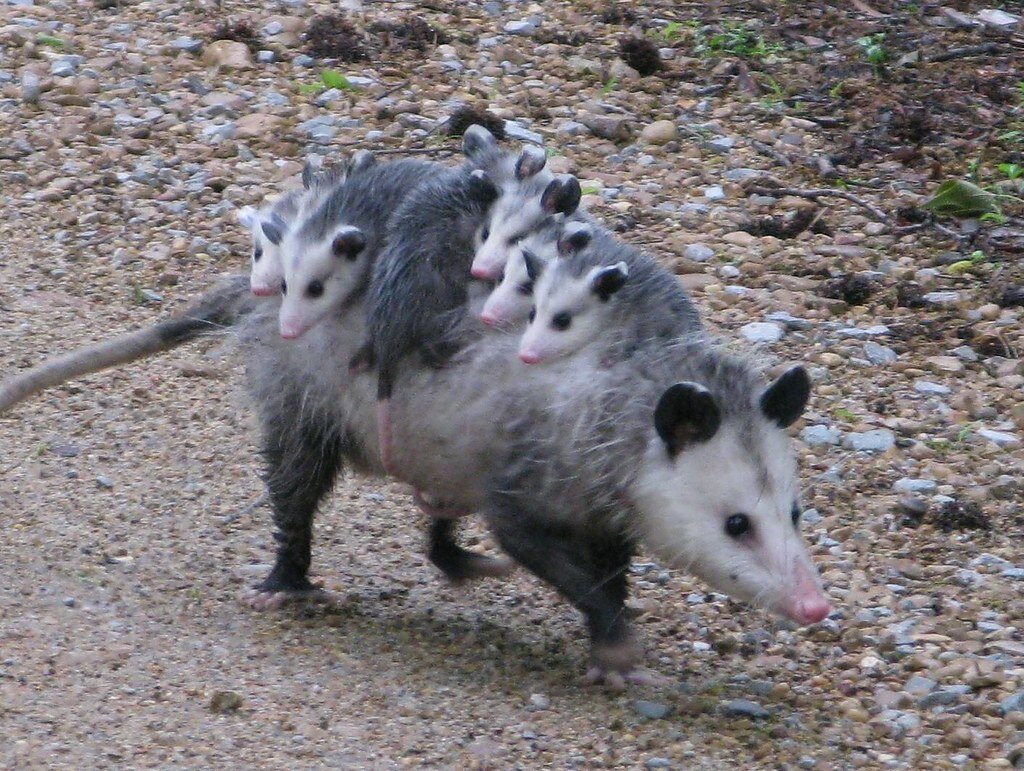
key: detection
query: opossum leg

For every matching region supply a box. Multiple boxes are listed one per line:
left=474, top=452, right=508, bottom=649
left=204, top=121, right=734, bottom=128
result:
left=376, top=400, right=394, bottom=475
left=249, top=419, right=345, bottom=609
left=244, top=586, right=345, bottom=612
left=348, top=340, right=375, bottom=374
left=485, top=501, right=640, bottom=678
left=426, top=519, right=513, bottom=582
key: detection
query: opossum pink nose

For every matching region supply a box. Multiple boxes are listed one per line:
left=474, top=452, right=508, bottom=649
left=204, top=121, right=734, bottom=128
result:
left=479, top=311, right=499, bottom=326
left=251, top=284, right=276, bottom=297
left=279, top=323, right=302, bottom=340
left=790, top=595, right=831, bottom=625
left=519, top=349, right=541, bottom=364
left=471, top=265, right=497, bottom=280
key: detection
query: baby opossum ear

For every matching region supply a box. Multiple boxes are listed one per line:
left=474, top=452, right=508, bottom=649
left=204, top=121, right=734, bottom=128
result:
left=515, top=145, right=547, bottom=180
left=301, top=160, right=319, bottom=190
left=332, top=226, right=366, bottom=261
left=541, top=175, right=582, bottom=215
left=468, top=169, right=500, bottom=203
left=462, top=124, right=499, bottom=159
left=522, top=249, right=545, bottom=282
left=760, top=366, right=811, bottom=428
left=236, top=205, right=259, bottom=230
left=588, top=261, right=629, bottom=301
left=349, top=149, right=376, bottom=175
left=654, top=382, right=721, bottom=458
left=557, top=223, right=592, bottom=256
left=261, top=215, right=286, bottom=246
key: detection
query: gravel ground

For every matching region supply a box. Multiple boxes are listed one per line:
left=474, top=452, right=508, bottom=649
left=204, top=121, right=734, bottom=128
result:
left=1, top=0, right=1023, bottom=768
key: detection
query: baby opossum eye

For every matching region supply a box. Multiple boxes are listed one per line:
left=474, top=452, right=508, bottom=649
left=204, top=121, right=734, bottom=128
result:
left=280, top=279, right=288, bottom=295
left=306, top=280, right=324, bottom=299
left=551, top=311, right=572, bottom=331
left=790, top=504, right=801, bottom=528
left=516, top=280, right=534, bottom=296
left=725, top=513, right=752, bottom=538
left=253, top=245, right=263, bottom=262
left=480, top=226, right=490, bottom=242
left=528, top=308, right=536, bottom=323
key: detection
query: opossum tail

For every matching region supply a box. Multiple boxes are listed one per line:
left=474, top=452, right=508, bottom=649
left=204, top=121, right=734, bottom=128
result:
left=0, top=274, right=252, bottom=415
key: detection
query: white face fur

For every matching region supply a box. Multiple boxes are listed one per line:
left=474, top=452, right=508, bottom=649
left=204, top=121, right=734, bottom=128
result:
left=277, top=225, right=366, bottom=340
left=470, top=194, right=547, bottom=281
left=238, top=206, right=286, bottom=297
left=479, top=233, right=558, bottom=328
left=517, top=261, right=628, bottom=364
left=632, top=408, right=830, bottom=626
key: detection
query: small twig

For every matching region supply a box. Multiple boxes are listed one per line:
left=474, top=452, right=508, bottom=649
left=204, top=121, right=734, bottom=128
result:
left=378, top=79, right=410, bottom=99
left=748, top=139, right=792, bottom=167
left=926, top=43, right=1000, bottom=64
left=219, top=492, right=269, bottom=525
left=744, top=184, right=888, bottom=221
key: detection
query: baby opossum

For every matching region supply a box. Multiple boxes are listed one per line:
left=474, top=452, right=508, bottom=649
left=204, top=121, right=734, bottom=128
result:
left=518, top=227, right=703, bottom=365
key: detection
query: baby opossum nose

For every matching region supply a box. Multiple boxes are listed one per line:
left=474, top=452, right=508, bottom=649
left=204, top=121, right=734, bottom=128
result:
left=479, top=311, right=499, bottom=326
left=519, top=349, right=541, bottom=364
left=279, top=322, right=303, bottom=340
left=251, top=284, right=276, bottom=297
left=471, top=265, right=497, bottom=281
left=792, top=596, right=831, bottom=625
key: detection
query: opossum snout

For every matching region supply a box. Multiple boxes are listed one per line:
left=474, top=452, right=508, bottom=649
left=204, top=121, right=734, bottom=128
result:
left=471, top=264, right=499, bottom=281
left=782, top=567, right=831, bottom=626
left=479, top=310, right=500, bottom=327
left=279, top=319, right=305, bottom=340
left=518, top=349, right=541, bottom=364
left=251, top=283, right=277, bottom=297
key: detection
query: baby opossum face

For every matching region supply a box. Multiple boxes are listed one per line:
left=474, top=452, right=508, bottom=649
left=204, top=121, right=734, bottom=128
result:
left=518, top=260, right=628, bottom=364
left=238, top=206, right=286, bottom=297
left=277, top=226, right=367, bottom=340
left=471, top=175, right=583, bottom=281
left=479, top=241, right=551, bottom=329
left=632, top=369, right=831, bottom=627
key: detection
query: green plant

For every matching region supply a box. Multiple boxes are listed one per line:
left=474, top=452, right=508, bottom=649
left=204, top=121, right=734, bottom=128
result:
left=320, top=69, right=356, bottom=90
left=945, top=250, right=990, bottom=276
left=662, top=21, right=683, bottom=41
left=693, top=22, right=782, bottom=60
left=580, top=184, right=601, bottom=196
left=36, top=34, right=65, bottom=48
left=999, top=163, right=1023, bottom=181
left=601, top=76, right=618, bottom=95
left=856, top=33, right=888, bottom=75
left=833, top=407, right=857, bottom=422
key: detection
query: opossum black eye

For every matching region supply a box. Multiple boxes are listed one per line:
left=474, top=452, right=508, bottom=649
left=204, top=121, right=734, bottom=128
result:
left=280, top=280, right=287, bottom=295
left=480, top=226, right=490, bottom=242
left=306, top=280, right=324, bottom=299
left=725, top=514, right=751, bottom=538
left=552, top=311, right=572, bottom=331
left=790, top=504, right=801, bottom=528
left=516, top=280, right=533, bottom=296
left=253, top=245, right=263, bottom=262
left=528, top=308, right=536, bottom=323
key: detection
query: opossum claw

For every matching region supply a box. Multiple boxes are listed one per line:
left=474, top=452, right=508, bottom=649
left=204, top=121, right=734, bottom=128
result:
left=243, top=586, right=343, bottom=612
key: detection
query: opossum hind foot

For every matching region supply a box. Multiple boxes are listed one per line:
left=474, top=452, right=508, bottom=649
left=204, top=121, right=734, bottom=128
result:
left=243, top=582, right=344, bottom=612
left=583, top=638, right=667, bottom=690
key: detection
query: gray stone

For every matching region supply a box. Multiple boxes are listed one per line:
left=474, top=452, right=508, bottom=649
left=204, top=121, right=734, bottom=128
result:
left=96, top=476, right=114, bottom=489
left=683, top=243, right=714, bottom=262
left=201, top=122, right=236, bottom=141
left=801, top=425, right=841, bottom=447
left=703, top=185, right=725, bottom=201
left=977, top=429, right=1018, bottom=447
left=503, top=121, right=543, bottom=145
left=914, top=380, right=951, bottom=396
left=904, top=675, right=936, bottom=695
left=740, top=322, right=784, bottom=344
left=952, top=569, right=985, bottom=588
left=922, top=291, right=961, bottom=307
left=633, top=700, right=671, bottom=719
left=843, top=429, right=895, bottom=453
left=20, top=71, right=41, bottom=104
left=257, top=50, right=277, bottom=64
left=262, top=21, right=284, bottom=35
left=919, top=685, right=971, bottom=710
left=50, top=56, right=83, bottom=77
left=892, top=478, right=938, bottom=494
left=527, top=692, right=549, bottom=710
left=1001, top=568, right=1024, bottom=581
left=503, top=19, right=537, bottom=35
left=951, top=345, right=979, bottom=363
left=579, top=113, right=631, bottom=141
left=721, top=699, right=770, bottom=719
left=704, top=136, right=735, bottom=154
left=864, top=341, right=898, bottom=365
left=557, top=120, right=588, bottom=137
left=838, top=325, right=891, bottom=339
left=1001, top=692, right=1024, bottom=714
left=171, top=36, right=203, bottom=53
left=802, top=508, right=822, bottom=525
left=723, top=167, right=763, bottom=183
left=765, top=311, right=811, bottom=330
left=293, top=54, right=314, bottom=68
left=644, top=759, right=672, bottom=770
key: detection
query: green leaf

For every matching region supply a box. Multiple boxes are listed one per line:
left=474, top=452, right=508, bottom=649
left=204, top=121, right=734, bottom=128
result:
left=298, top=83, right=323, bottom=94
left=945, top=260, right=976, bottom=276
left=921, top=179, right=1001, bottom=218
left=998, top=163, right=1022, bottom=180
left=320, top=70, right=354, bottom=90
left=36, top=34, right=65, bottom=48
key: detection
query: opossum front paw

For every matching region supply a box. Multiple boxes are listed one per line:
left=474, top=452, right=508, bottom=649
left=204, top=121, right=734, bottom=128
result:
left=584, top=638, right=663, bottom=689
left=243, top=586, right=342, bottom=612
left=439, top=552, right=514, bottom=582
left=348, top=343, right=375, bottom=374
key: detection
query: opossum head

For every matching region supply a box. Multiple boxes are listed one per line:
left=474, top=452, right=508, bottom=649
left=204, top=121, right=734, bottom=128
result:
left=632, top=366, right=831, bottom=626
left=480, top=223, right=592, bottom=329
left=470, top=174, right=582, bottom=281
left=238, top=205, right=287, bottom=298
left=277, top=225, right=367, bottom=339
left=518, top=253, right=628, bottom=364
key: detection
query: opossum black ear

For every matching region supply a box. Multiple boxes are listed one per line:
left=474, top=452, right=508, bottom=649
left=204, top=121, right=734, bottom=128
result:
left=515, top=145, right=547, bottom=180
left=654, top=382, right=721, bottom=457
left=557, top=223, right=592, bottom=256
left=522, top=250, right=544, bottom=282
left=261, top=216, right=285, bottom=246
left=541, top=175, right=582, bottom=215
left=462, top=124, right=499, bottom=159
left=332, top=226, right=366, bottom=261
left=349, top=150, right=376, bottom=175
left=237, top=206, right=259, bottom=230
left=760, top=366, right=811, bottom=428
left=589, top=261, right=629, bottom=301
left=468, top=169, right=500, bottom=203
